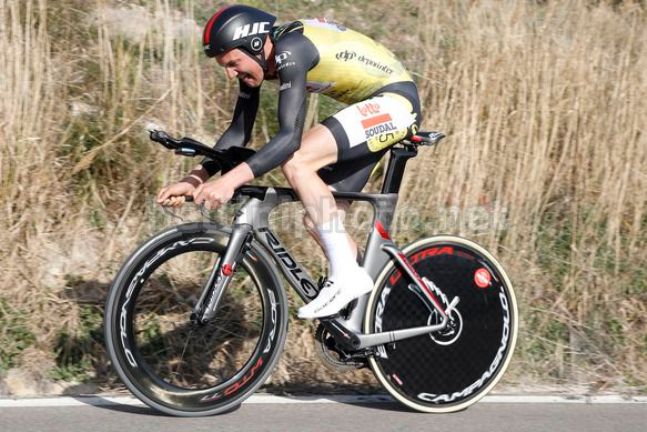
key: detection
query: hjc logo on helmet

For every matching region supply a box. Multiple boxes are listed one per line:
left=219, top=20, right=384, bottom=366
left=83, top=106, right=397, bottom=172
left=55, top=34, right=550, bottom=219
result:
left=233, top=22, right=271, bottom=41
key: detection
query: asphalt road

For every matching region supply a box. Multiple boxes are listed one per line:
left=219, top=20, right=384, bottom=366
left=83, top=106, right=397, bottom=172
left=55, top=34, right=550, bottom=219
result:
left=0, top=396, right=645, bottom=432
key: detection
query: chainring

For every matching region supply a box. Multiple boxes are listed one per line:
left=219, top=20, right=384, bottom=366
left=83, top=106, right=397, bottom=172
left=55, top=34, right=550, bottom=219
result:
left=314, top=324, right=366, bottom=373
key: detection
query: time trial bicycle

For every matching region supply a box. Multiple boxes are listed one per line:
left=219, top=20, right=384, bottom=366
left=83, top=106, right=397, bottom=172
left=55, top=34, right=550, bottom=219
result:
left=104, top=129, right=518, bottom=416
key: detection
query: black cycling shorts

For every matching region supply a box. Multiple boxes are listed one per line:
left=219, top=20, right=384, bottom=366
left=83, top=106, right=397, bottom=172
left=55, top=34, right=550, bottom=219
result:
left=319, top=83, right=421, bottom=192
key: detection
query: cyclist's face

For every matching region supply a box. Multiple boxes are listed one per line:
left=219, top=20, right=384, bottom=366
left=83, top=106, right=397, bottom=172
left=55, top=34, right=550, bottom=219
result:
left=216, top=49, right=263, bottom=87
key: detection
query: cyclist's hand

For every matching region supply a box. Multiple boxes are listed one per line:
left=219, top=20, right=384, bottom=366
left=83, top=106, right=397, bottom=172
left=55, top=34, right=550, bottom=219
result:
left=193, top=178, right=235, bottom=210
left=156, top=181, right=195, bottom=208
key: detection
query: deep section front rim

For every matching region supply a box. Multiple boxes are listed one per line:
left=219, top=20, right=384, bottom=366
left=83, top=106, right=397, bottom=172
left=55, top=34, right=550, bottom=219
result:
left=105, top=228, right=286, bottom=416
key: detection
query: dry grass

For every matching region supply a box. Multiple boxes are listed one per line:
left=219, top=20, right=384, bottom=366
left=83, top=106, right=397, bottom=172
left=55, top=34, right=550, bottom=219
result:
left=0, top=0, right=645, bottom=393
left=405, top=0, right=647, bottom=389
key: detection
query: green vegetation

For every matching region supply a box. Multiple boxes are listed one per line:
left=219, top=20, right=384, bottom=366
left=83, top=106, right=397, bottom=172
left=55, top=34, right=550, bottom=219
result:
left=0, top=298, right=36, bottom=371
left=50, top=306, right=104, bottom=382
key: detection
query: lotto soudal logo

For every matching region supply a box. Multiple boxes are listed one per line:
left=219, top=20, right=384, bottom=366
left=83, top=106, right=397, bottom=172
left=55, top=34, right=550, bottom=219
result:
left=233, top=22, right=270, bottom=40
left=361, top=114, right=392, bottom=128
left=362, top=114, right=396, bottom=139
left=356, top=102, right=381, bottom=116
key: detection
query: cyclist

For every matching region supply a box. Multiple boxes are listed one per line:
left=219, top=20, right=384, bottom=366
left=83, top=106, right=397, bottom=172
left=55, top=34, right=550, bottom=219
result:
left=157, top=4, right=421, bottom=319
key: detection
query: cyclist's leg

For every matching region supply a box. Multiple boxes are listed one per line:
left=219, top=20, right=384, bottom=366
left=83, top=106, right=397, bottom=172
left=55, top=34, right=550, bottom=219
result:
left=303, top=151, right=387, bottom=263
left=322, top=92, right=420, bottom=161
left=282, top=125, right=385, bottom=259
left=304, top=91, right=420, bottom=253
left=281, top=126, right=373, bottom=318
left=281, top=91, right=419, bottom=217
left=299, top=91, right=421, bottom=264
left=280, top=124, right=340, bottom=229
left=302, top=199, right=357, bottom=262
left=283, top=93, right=419, bottom=318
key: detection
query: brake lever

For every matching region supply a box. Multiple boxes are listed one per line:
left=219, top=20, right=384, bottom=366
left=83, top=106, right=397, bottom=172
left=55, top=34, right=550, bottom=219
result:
left=148, top=130, right=176, bottom=150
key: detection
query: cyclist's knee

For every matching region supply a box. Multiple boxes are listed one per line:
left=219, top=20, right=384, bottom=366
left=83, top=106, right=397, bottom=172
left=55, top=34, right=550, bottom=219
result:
left=282, top=152, right=324, bottom=186
left=282, top=130, right=337, bottom=181
left=281, top=158, right=307, bottom=186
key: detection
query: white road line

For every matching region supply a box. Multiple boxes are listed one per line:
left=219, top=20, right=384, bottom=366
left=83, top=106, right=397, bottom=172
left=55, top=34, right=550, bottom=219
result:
left=0, top=394, right=645, bottom=408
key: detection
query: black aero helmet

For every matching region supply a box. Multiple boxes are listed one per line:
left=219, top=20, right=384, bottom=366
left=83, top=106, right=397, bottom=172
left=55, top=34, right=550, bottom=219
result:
left=203, top=5, right=277, bottom=58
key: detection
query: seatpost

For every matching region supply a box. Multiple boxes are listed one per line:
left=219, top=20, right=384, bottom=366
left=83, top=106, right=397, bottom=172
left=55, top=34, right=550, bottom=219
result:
left=380, top=145, right=418, bottom=194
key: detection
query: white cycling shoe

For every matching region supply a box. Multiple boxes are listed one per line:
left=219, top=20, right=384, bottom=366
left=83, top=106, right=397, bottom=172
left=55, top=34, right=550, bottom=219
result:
left=297, top=269, right=374, bottom=319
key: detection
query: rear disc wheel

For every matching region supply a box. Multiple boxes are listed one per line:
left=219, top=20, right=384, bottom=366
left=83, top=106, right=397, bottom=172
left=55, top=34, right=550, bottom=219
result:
left=365, top=236, right=518, bottom=412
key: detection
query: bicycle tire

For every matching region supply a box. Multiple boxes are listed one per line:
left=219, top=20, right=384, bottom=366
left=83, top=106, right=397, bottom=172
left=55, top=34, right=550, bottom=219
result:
left=364, top=235, right=518, bottom=413
left=104, top=222, right=288, bottom=416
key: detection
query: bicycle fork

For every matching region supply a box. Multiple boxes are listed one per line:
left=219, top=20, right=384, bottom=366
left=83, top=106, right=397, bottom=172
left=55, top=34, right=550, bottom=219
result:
left=192, top=224, right=253, bottom=324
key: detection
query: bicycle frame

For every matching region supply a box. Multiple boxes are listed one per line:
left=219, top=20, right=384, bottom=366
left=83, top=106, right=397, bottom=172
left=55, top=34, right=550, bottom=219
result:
left=106, top=129, right=516, bottom=416
left=193, top=143, right=459, bottom=352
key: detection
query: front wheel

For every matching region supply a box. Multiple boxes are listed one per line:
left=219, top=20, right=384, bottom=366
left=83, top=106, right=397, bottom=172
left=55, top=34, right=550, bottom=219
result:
left=365, top=236, right=518, bottom=413
left=104, top=223, right=288, bottom=416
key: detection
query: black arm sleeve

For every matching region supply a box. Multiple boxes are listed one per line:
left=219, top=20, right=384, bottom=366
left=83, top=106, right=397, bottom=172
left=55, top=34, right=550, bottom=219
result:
left=244, top=32, right=319, bottom=178
left=200, top=81, right=260, bottom=176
